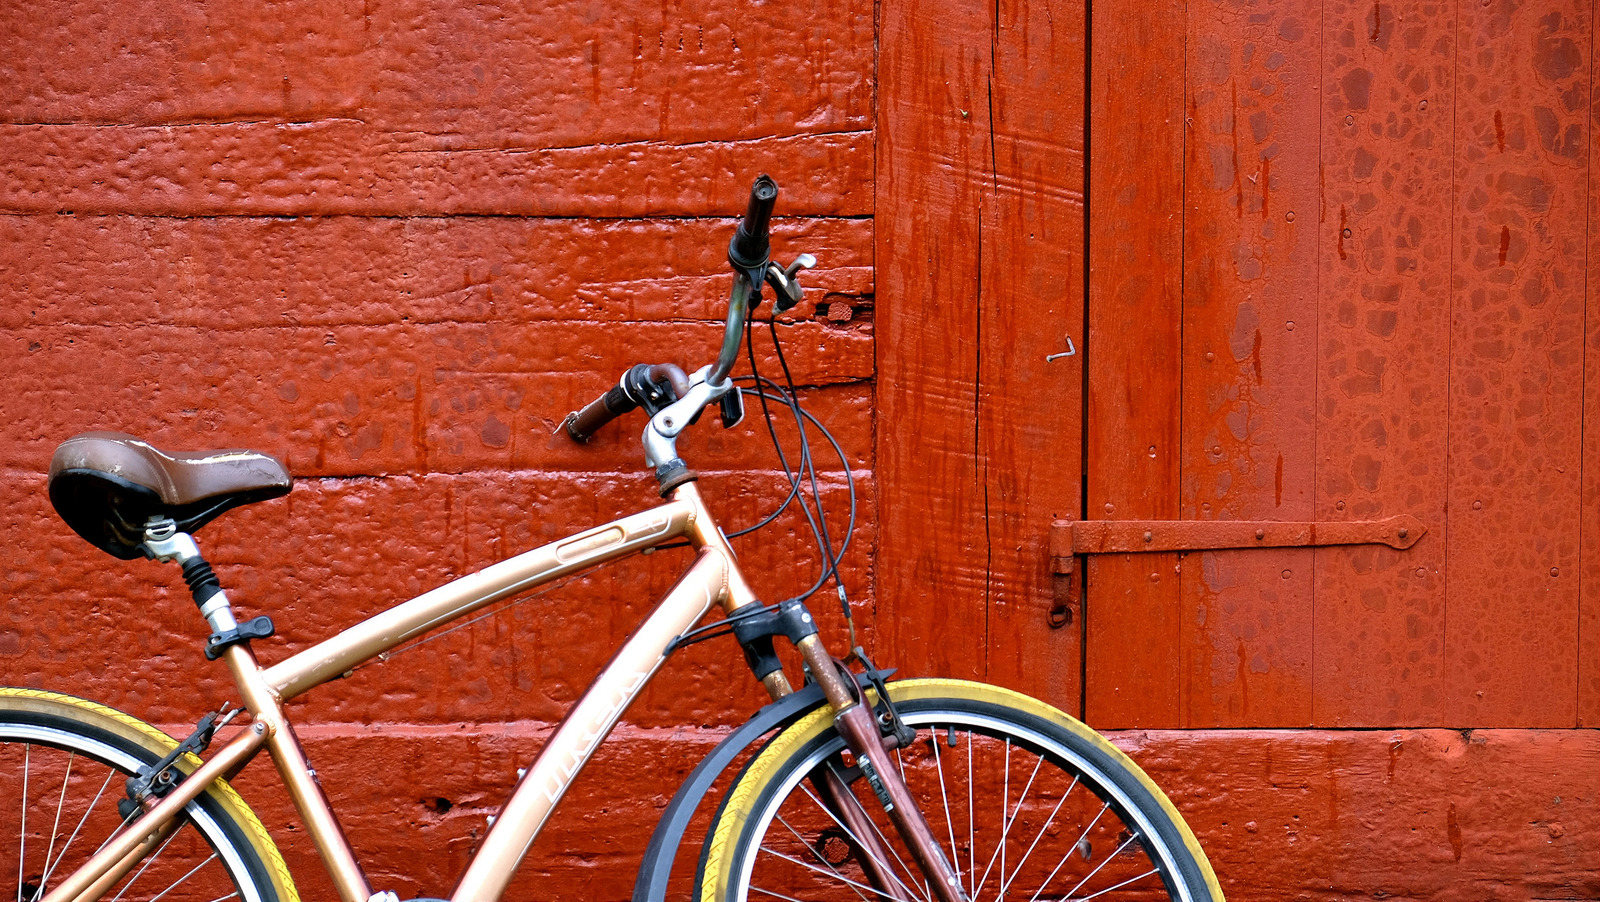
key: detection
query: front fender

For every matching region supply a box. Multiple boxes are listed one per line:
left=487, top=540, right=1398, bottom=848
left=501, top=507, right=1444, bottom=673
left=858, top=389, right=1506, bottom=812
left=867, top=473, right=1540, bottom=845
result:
left=631, top=672, right=888, bottom=902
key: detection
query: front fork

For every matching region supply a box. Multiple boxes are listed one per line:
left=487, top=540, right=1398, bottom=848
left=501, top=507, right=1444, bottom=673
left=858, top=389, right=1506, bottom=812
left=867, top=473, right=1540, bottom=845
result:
left=790, top=634, right=969, bottom=902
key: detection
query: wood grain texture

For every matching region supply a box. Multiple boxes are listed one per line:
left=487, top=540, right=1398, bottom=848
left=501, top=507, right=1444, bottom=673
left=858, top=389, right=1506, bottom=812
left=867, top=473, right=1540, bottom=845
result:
left=976, top=0, right=1087, bottom=707
left=1178, top=0, right=1322, bottom=728
left=0, top=3, right=880, bottom=894
left=1127, top=727, right=1599, bottom=901
left=0, top=470, right=872, bottom=730
left=876, top=0, right=1086, bottom=702
left=222, top=725, right=1597, bottom=902
left=1086, top=0, right=1598, bottom=731
left=0, top=124, right=872, bottom=217
left=0, top=214, right=873, bottom=330
left=1583, top=0, right=1600, bottom=727
left=1083, top=0, right=1186, bottom=728
left=1445, top=0, right=1591, bottom=726
left=0, top=322, right=870, bottom=477
left=875, top=0, right=992, bottom=683
left=0, top=0, right=874, bottom=141
left=1314, top=0, right=1455, bottom=726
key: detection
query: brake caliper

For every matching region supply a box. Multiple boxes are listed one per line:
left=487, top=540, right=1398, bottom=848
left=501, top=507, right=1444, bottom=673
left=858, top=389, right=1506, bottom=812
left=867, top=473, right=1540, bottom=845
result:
left=117, top=706, right=235, bottom=821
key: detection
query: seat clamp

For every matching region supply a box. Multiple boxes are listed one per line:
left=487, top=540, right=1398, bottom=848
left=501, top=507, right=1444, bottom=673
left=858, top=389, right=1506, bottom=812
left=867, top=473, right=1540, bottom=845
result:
left=205, top=616, right=275, bottom=661
left=141, top=519, right=201, bottom=564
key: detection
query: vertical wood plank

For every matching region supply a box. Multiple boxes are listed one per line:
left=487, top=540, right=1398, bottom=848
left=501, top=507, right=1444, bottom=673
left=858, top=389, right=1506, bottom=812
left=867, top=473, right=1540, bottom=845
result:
left=1084, top=0, right=1187, bottom=726
left=1178, top=0, right=1322, bottom=727
left=1582, top=0, right=1600, bottom=727
left=876, top=0, right=992, bottom=681
left=979, top=0, right=1087, bottom=706
left=1313, top=0, right=1455, bottom=726
left=877, top=0, right=1085, bottom=698
left=1447, top=0, right=1591, bottom=726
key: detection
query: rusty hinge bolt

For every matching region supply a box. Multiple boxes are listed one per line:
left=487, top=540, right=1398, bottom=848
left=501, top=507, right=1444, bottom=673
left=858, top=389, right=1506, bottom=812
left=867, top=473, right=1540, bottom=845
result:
left=1047, top=604, right=1072, bottom=628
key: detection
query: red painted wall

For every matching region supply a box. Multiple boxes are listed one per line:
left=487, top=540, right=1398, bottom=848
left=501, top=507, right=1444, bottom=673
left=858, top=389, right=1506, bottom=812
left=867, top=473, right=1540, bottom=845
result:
left=2, top=0, right=1596, bottom=900
left=0, top=2, right=874, bottom=898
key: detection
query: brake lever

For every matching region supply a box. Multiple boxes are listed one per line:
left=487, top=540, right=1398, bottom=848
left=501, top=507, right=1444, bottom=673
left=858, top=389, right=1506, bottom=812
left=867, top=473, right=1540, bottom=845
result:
left=764, top=254, right=816, bottom=313
left=719, top=388, right=745, bottom=430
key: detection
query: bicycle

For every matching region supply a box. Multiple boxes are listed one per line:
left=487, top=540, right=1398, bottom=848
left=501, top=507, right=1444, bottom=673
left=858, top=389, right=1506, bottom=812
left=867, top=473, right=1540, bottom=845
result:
left=8, top=175, right=1224, bottom=902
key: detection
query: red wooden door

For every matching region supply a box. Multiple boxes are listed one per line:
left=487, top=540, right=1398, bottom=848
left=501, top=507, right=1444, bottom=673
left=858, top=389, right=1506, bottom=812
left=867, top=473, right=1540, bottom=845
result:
left=877, top=0, right=1598, bottom=896
left=874, top=0, right=1599, bottom=732
left=1085, top=0, right=1598, bottom=732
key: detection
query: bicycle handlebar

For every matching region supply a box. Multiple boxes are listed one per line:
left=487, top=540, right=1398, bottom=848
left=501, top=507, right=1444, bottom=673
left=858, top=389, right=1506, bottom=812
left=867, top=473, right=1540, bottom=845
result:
left=562, top=386, right=635, bottom=443
left=563, top=363, right=693, bottom=443
left=728, top=174, right=778, bottom=271
left=562, top=175, right=784, bottom=444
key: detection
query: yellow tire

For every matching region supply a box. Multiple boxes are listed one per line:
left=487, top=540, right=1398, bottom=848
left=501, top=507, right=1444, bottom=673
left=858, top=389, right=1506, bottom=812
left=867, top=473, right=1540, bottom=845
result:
left=698, top=679, right=1222, bottom=902
left=0, top=687, right=297, bottom=902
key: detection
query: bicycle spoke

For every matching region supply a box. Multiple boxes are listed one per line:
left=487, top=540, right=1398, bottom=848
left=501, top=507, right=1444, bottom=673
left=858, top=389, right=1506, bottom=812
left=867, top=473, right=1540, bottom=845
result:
left=748, top=884, right=814, bottom=902
left=774, top=813, right=872, bottom=902
left=712, top=693, right=1214, bottom=902
left=145, top=851, right=220, bottom=902
left=999, top=740, right=1007, bottom=902
left=112, top=823, right=183, bottom=902
left=975, top=744, right=1045, bottom=900
left=796, top=780, right=924, bottom=902
left=929, top=727, right=961, bottom=892
left=87, top=799, right=142, bottom=861
left=884, top=750, right=933, bottom=897
left=38, top=766, right=117, bottom=891
left=40, top=750, right=75, bottom=900
left=1063, top=868, right=1159, bottom=902
left=19, top=744, right=28, bottom=902
left=0, top=705, right=281, bottom=901
left=850, top=784, right=931, bottom=902
left=998, top=776, right=1079, bottom=899
left=1026, top=802, right=1112, bottom=902
left=758, top=845, right=904, bottom=902
left=965, top=731, right=974, bottom=900
left=1058, top=830, right=1141, bottom=902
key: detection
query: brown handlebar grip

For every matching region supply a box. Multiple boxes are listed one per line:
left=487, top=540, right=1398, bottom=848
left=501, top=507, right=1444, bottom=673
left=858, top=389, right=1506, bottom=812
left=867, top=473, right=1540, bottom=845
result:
left=563, top=386, right=635, bottom=443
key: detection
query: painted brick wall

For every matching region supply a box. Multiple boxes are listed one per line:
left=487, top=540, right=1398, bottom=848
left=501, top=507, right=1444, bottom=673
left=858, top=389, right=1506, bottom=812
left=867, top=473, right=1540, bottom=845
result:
left=0, top=2, right=874, bottom=898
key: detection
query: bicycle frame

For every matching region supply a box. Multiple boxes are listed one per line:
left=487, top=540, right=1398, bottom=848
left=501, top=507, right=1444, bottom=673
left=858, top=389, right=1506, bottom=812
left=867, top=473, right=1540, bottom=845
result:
left=42, top=481, right=794, bottom=902
left=36, top=176, right=976, bottom=902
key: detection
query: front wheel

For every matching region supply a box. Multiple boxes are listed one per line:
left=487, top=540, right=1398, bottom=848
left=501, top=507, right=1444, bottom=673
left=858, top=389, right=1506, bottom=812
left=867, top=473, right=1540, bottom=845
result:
left=698, top=679, right=1222, bottom=902
left=0, top=688, right=296, bottom=902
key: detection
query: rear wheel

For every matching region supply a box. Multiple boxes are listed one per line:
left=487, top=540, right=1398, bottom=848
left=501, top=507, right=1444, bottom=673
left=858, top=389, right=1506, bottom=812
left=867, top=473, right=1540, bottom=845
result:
left=0, top=688, right=296, bottom=902
left=699, top=679, right=1222, bottom=902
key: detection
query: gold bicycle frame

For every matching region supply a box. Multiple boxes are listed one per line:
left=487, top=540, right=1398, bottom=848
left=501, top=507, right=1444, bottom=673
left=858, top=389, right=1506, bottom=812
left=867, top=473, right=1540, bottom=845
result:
left=42, top=480, right=853, bottom=902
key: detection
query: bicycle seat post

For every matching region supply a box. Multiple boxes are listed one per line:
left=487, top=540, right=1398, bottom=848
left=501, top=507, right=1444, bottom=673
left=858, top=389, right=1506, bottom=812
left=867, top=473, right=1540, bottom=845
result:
left=142, top=518, right=238, bottom=633
left=141, top=518, right=277, bottom=663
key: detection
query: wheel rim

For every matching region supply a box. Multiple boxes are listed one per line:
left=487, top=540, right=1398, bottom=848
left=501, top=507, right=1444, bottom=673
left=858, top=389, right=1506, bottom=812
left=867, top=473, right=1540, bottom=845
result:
left=732, top=709, right=1197, bottom=902
left=0, top=723, right=268, bottom=902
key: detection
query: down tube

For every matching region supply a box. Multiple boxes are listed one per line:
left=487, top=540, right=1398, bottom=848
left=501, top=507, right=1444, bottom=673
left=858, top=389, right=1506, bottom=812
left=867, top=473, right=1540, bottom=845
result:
left=451, top=550, right=729, bottom=902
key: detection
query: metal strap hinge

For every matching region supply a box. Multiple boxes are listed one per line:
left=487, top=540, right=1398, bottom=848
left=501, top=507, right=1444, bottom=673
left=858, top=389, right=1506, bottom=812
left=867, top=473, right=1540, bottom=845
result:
left=1049, top=514, right=1426, bottom=574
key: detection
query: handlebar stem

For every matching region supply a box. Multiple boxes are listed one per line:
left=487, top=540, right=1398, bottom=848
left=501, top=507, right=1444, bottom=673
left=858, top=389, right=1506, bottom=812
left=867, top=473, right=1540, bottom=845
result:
left=642, top=366, right=736, bottom=469
left=707, top=275, right=755, bottom=388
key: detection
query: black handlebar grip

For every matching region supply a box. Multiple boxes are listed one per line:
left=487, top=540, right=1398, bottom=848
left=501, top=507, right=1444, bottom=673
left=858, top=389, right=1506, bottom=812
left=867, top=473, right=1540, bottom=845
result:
left=728, top=174, right=779, bottom=270
left=563, top=385, right=636, bottom=443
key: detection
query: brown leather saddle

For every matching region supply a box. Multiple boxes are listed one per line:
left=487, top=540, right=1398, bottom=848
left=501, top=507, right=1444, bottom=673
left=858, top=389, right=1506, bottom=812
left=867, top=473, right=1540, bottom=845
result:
left=49, top=432, right=292, bottom=560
